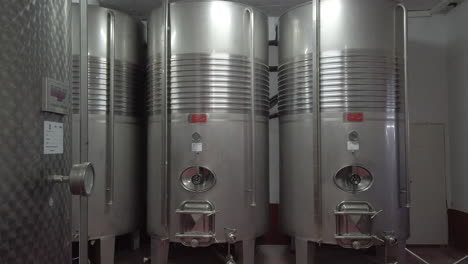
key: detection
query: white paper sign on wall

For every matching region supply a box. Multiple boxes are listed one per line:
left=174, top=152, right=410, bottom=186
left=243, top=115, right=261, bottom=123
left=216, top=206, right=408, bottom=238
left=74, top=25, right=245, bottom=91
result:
left=44, top=121, right=64, bottom=154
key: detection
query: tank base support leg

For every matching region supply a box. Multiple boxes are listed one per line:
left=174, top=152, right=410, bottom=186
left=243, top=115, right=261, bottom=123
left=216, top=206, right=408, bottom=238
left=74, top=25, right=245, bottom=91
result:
left=131, top=230, right=141, bottom=251
left=151, top=236, right=169, bottom=264
left=295, top=238, right=315, bottom=264
left=99, top=236, right=115, bottom=264
left=377, top=241, right=407, bottom=264
left=289, top=239, right=296, bottom=253
left=397, top=242, right=407, bottom=264
left=234, top=239, right=255, bottom=264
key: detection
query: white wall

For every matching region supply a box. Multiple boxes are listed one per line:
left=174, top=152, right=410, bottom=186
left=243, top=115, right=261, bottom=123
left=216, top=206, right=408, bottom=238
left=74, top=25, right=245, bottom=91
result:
left=408, top=14, right=451, bottom=210
left=447, top=2, right=468, bottom=213
left=408, top=15, right=449, bottom=124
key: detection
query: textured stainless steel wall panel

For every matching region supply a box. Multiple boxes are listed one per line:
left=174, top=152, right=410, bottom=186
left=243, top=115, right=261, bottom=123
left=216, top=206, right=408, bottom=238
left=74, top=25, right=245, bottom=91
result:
left=0, top=0, right=72, bottom=263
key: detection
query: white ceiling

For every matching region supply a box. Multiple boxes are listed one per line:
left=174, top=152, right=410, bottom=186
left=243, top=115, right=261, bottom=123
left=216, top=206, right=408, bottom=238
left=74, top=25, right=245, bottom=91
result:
left=98, top=0, right=448, bottom=18
left=405, top=0, right=442, bottom=10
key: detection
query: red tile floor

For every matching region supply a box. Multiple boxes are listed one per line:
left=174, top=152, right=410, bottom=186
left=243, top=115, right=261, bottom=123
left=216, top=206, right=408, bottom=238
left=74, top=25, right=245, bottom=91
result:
left=115, top=243, right=468, bottom=264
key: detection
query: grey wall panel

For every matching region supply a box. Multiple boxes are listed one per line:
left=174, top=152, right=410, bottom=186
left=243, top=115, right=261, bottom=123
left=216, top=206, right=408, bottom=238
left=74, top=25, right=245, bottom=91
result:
left=408, top=124, right=448, bottom=245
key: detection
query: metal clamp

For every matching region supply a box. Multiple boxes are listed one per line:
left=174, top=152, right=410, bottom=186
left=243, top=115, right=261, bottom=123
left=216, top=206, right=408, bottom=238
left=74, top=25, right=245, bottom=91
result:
left=49, top=162, right=95, bottom=197
left=396, top=3, right=411, bottom=209
left=106, top=10, right=116, bottom=206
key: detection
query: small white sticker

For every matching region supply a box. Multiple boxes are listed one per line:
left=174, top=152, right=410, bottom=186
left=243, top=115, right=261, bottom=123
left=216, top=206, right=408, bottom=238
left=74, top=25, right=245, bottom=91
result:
left=192, top=142, right=203, bottom=152
left=347, top=141, right=359, bottom=151
left=44, top=121, right=64, bottom=154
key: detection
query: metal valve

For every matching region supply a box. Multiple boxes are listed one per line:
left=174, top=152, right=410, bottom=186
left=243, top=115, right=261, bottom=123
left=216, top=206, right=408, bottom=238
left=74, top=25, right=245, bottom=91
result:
left=384, top=235, right=397, bottom=246
left=352, top=241, right=361, bottom=250
left=49, top=162, right=95, bottom=197
left=382, top=233, right=399, bottom=264
left=227, top=231, right=237, bottom=244
left=224, top=228, right=237, bottom=264
left=190, top=239, right=200, bottom=248
left=226, top=255, right=236, bottom=264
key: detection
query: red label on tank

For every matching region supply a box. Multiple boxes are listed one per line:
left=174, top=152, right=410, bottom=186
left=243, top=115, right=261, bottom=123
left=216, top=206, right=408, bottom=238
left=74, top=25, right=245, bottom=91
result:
left=345, top=112, right=364, bottom=122
left=189, top=114, right=207, bottom=123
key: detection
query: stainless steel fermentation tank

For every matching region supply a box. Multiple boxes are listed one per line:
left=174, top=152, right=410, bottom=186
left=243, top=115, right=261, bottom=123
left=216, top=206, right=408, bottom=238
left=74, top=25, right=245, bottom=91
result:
left=0, top=1, right=94, bottom=263
left=147, top=1, right=269, bottom=263
left=71, top=4, right=144, bottom=263
left=0, top=1, right=71, bottom=263
left=278, top=1, right=410, bottom=263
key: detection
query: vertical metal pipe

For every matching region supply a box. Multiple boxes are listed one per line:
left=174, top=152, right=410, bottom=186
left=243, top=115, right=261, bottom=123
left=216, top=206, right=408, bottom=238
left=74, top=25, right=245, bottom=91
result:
left=106, top=11, right=116, bottom=206
left=161, top=0, right=170, bottom=236
left=247, top=8, right=256, bottom=207
left=312, top=0, right=322, bottom=237
left=397, top=3, right=411, bottom=208
left=79, top=1, right=89, bottom=263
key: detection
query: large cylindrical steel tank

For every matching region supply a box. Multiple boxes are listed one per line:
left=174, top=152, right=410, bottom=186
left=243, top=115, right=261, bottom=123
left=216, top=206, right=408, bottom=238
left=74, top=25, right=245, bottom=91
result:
left=147, top=1, right=269, bottom=261
left=0, top=0, right=73, bottom=263
left=279, top=0, right=409, bottom=259
left=71, top=4, right=144, bottom=259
